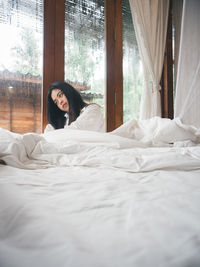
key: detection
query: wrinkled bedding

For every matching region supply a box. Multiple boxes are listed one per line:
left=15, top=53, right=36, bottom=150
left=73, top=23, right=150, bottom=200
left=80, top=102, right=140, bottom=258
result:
left=1, top=117, right=200, bottom=171
left=0, top=117, right=200, bottom=267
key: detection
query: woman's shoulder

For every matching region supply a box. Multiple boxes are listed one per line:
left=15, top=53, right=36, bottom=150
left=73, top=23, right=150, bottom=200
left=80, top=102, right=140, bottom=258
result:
left=83, top=103, right=102, bottom=111
left=44, top=123, right=55, bottom=133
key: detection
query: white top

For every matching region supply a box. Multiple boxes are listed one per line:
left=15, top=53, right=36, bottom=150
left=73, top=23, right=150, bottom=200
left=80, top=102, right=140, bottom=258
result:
left=44, top=104, right=105, bottom=133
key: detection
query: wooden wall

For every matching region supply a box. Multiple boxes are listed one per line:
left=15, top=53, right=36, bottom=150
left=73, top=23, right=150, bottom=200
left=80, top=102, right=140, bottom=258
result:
left=0, top=74, right=42, bottom=134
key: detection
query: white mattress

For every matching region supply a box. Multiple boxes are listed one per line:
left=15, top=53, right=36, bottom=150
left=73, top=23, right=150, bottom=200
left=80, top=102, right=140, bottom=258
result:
left=0, top=117, right=200, bottom=267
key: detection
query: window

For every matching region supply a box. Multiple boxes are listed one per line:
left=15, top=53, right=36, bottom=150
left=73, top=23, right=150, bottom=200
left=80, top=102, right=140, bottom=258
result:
left=65, top=0, right=105, bottom=112
left=0, top=0, right=43, bottom=133
left=0, top=0, right=144, bottom=133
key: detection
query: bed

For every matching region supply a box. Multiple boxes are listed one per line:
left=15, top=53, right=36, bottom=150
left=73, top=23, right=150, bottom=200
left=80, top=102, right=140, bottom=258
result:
left=0, top=117, right=200, bottom=267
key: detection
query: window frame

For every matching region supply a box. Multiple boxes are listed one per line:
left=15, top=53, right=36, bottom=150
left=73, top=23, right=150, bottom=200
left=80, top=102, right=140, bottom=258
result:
left=161, top=0, right=173, bottom=119
left=43, top=0, right=123, bottom=132
left=43, top=0, right=173, bottom=132
left=43, top=0, right=65, bottom=131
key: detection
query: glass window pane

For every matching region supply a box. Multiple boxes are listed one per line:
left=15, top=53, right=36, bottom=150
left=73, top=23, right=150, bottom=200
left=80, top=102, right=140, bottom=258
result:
left=65, top=0, right=105, bottom=113
left=122, top=0, right=144, bottom=122
left=0, top=0, right=43, bottom=133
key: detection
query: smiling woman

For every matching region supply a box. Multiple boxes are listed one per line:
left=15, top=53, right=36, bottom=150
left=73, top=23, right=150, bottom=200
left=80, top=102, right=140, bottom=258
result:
left=45, top=81, right=105, bottom=133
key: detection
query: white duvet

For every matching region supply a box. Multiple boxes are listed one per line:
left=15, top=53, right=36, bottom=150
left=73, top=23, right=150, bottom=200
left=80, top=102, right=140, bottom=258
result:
left=0, top=117, right=200, bottom=267
left=0, top=117, right=200, bottom=171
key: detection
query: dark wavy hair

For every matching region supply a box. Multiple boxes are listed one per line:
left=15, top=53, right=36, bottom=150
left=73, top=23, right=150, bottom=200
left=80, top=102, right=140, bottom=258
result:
left=47, top=81, right=88, bottom=129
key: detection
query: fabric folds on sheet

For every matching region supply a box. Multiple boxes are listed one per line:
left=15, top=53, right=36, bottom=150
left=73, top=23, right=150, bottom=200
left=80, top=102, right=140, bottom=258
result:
left=0, top=117, right=200, bottom=171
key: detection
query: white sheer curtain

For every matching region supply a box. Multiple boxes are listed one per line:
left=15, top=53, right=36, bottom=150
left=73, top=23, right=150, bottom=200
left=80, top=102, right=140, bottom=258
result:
left=174, top=0, right=200, bottom=128
left=129, top=0, right=169, bottom=119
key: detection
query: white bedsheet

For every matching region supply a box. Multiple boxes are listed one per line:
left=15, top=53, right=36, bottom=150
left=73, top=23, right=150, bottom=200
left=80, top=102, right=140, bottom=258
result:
left=0, top=117, right=200, bottom=267
left=0, top=117, right=200, bottom=171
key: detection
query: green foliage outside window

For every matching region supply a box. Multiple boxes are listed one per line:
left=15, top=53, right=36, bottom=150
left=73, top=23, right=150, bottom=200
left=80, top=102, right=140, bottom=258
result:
left=11, top=29, right=42, bottom=76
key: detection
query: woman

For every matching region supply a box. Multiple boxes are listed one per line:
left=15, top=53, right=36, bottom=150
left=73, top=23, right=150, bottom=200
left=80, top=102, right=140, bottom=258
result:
left=45, top=81, right=105, bottom=133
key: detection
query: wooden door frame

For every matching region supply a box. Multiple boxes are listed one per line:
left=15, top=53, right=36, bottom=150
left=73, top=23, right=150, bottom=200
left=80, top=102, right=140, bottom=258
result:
left=161, top=0, right=174, bottom=119
left=105, top=0, right=123, bottom=132
left=43, top=0, right=65, bottom=131
left=43, top=0, right=124, bottom=132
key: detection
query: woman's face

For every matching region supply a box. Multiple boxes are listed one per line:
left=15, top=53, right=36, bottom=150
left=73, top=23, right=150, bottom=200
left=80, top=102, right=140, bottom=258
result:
left=51, top=89, right=69, bottom=112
